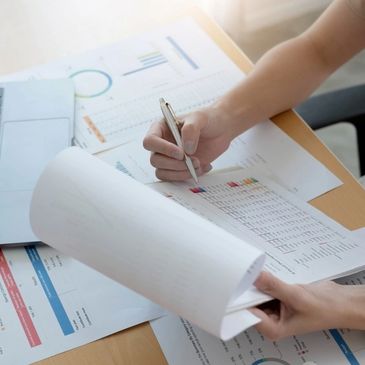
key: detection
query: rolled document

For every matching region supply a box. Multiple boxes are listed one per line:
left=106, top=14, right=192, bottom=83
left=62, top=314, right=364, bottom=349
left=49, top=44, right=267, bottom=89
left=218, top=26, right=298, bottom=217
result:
left=30, top=147, right=265, bottom=340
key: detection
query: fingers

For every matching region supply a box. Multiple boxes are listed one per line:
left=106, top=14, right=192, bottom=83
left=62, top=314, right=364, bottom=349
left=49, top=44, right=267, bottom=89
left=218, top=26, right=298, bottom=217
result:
left=150, top=154, right=200, bottom=171
left=156, top=164, right=212, bottom=181
left=255, top=272, right=298, bottom=303
left=143, top=121, right=184, bottom=160
left=181, top=111, right=208, bottom=155
left=250, top=308, right=283, bottom=341
left=144, top=112, right=210, bottom=181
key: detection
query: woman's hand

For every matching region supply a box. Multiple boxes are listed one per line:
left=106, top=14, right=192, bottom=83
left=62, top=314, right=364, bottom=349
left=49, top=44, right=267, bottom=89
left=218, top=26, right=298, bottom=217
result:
left=251, top=272, right=365, bottom=340
left=143, top=106, right=236, bottom=181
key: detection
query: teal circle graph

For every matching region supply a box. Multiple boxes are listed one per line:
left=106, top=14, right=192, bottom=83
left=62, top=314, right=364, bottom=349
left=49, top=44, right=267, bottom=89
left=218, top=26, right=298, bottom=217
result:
left=252, top=359, right=290, bottom=365
left=69, top=69, right=112, bottom=98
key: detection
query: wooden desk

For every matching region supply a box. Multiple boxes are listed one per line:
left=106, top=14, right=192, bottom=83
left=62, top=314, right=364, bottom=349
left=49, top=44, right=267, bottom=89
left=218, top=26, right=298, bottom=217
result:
left=2, top=2, right=365, bottom=364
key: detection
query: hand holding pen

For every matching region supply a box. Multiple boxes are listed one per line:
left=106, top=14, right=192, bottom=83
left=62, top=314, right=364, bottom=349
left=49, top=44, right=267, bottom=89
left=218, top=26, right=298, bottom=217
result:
left=159, top=98, right=199, bottom=183
left=143, top=100, right=234, bottom=182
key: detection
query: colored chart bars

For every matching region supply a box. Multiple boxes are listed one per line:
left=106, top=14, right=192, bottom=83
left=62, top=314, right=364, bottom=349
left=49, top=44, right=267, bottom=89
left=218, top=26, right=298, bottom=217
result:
left=123, top=36, right=198, bottom=76
left=123, top=51, right=168, bottom=76
left=189, top=187, right=206, bottom=194
left=227, top=178, right=258, bottom=187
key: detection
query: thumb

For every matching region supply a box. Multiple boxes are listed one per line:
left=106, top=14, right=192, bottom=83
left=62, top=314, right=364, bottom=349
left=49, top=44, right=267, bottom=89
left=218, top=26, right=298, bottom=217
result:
left=255, top=272, right=296, bottom=303
left=249, top=307, right=281, bottom=340
left=181, top=111, right=208, bottom=155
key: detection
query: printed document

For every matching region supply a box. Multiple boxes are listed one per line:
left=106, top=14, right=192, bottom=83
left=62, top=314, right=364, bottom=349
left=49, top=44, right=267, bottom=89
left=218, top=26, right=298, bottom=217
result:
left=97, top=119, right=341, bottom=201
left=0, top=245, right=163, bottom=365
left=29, top=148, right=365, bottom=340
left=151, top=228, right=365, bottom=365
left=0, top=17, right=341, bottom=201
left=151, top=311, right=365, bottom=365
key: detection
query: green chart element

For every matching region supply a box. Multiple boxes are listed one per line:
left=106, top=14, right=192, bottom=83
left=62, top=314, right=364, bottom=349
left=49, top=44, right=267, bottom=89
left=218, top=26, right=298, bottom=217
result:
left=69, top=69, right=112, bottom=98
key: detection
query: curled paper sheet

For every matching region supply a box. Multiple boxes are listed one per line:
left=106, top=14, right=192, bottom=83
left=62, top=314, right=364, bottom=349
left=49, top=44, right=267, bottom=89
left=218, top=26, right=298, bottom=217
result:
left=30, top=147, right=265, bottom=340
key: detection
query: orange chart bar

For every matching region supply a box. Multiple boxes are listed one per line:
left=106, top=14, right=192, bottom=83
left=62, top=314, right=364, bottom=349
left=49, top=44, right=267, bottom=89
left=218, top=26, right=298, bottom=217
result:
left=83, top=115, right=106, bottom=143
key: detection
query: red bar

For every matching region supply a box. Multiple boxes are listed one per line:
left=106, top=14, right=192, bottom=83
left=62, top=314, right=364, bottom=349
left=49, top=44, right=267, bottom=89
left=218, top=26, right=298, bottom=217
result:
left=0, top=249, right=41, bottom=347
left=189, top=187, right=206, bottom=193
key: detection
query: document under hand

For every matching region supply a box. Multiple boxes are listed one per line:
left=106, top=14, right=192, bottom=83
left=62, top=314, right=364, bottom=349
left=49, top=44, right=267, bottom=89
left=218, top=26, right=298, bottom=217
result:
left=30, top=148, right=365, bottom=340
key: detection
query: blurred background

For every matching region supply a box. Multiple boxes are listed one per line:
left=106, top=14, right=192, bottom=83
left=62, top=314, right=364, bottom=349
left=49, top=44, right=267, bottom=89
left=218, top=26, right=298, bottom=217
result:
left=2, top=0, right=364, bottom=177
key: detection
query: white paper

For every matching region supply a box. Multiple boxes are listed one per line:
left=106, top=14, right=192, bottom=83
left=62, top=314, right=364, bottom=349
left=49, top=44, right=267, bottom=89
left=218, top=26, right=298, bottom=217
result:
left=97, top=124, right=342, bottom=202
left=0, top=244, right=163, bottom=365
left=30, top=147, right=265, bottom=340
left=0, top=17, right=341, bottom=201
left=332, top=227, right=365, bottom=286
left=0, top=18, right=242, bottom=150
left=151, top=313, right=365, bottom=365
left=153, top=168, right=365, bottom=308
left=152, top=236, right=365, bottom=365
left=214, top=121, right=343, bottom=201
left=96, top=140, right=156, bottom=184
left=351, top=227, right=365, bottom=241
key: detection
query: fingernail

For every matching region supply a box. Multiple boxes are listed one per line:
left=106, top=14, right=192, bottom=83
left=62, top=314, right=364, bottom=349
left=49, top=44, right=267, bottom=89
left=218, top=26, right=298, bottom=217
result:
left=204, top=164, right=212, bottom=173
left=184, top=140, right=195, bottom=155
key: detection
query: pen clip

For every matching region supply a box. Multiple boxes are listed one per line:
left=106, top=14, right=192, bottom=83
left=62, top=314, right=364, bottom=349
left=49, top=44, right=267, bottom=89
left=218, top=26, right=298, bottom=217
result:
left=165, top=102, right=184, bottom=131
left=165, top=101, right=177, bottom=120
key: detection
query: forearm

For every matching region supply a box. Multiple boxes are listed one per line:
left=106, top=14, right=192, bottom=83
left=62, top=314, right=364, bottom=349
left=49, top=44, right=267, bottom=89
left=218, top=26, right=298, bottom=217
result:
left=210, top=0, right=365, bottom=139
left=212, top=34, right=333, bottom=138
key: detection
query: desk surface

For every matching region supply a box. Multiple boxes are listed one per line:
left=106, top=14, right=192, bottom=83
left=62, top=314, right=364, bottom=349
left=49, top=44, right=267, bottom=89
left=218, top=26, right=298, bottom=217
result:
left=2, top=2, right=365, bottom=364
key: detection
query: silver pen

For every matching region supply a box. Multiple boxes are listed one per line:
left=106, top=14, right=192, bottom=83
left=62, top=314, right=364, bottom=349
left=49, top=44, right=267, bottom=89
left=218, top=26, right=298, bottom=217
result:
left=159, top=98, right=199, bottom=184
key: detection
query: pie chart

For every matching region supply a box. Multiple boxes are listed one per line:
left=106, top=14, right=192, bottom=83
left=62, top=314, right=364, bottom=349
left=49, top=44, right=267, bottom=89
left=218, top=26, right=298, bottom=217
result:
left=69, top=69, right=112, bottom=98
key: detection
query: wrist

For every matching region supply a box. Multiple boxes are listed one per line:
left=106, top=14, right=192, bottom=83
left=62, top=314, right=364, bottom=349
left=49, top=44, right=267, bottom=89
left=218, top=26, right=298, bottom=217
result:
left=210, top=96, right=261, bottom=140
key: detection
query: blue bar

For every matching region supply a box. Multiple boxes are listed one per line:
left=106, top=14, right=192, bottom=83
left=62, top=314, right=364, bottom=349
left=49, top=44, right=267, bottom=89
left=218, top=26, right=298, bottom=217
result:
left=25, top=246, right=75, bottom=336
left=329, top=329, right=360, bottom=365
left=123, top=60, right=168, bottom=76
left=115, top=161, right=133, bottom=177
left=166, top=36, right=199, bottom=70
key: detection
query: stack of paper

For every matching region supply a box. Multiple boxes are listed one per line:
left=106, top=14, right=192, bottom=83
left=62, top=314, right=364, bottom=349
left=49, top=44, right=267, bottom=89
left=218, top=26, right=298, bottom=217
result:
left=0, top=15, right=352, bottom=365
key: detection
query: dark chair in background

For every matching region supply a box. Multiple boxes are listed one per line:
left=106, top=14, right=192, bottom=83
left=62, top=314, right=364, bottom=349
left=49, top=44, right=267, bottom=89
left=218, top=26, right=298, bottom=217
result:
left=295, top=84, right=365, bottom=176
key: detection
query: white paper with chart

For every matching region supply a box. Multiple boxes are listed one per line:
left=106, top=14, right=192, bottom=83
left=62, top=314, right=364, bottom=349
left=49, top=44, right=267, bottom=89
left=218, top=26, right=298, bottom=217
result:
left=30, top=148, right=364, bottom=340
left=30, top=147, right=266, bottom=340
left=151, top=311, right=365, bottom=365
left=152, top=168, right=365, bottom=299
left=150, top=229, right=365, bottom=365
left=0, top=17, right=341, bottom=201
left=0, top=244, right=163, bottom=365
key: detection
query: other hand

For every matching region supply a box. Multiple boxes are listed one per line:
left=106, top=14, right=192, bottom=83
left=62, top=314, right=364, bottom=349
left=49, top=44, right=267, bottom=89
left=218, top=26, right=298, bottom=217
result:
left=251, top=272, right=365, bottom=340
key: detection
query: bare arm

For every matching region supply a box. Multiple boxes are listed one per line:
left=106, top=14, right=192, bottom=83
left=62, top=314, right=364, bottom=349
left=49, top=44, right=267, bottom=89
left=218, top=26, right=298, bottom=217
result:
left=143, top=0, right=365, bottom=181
left=218, top=0, right=365, bottom=137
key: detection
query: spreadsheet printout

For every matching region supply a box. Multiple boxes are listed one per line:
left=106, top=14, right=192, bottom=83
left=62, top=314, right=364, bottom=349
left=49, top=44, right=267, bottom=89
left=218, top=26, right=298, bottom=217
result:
left=153, top=168, right=365, bottom=301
